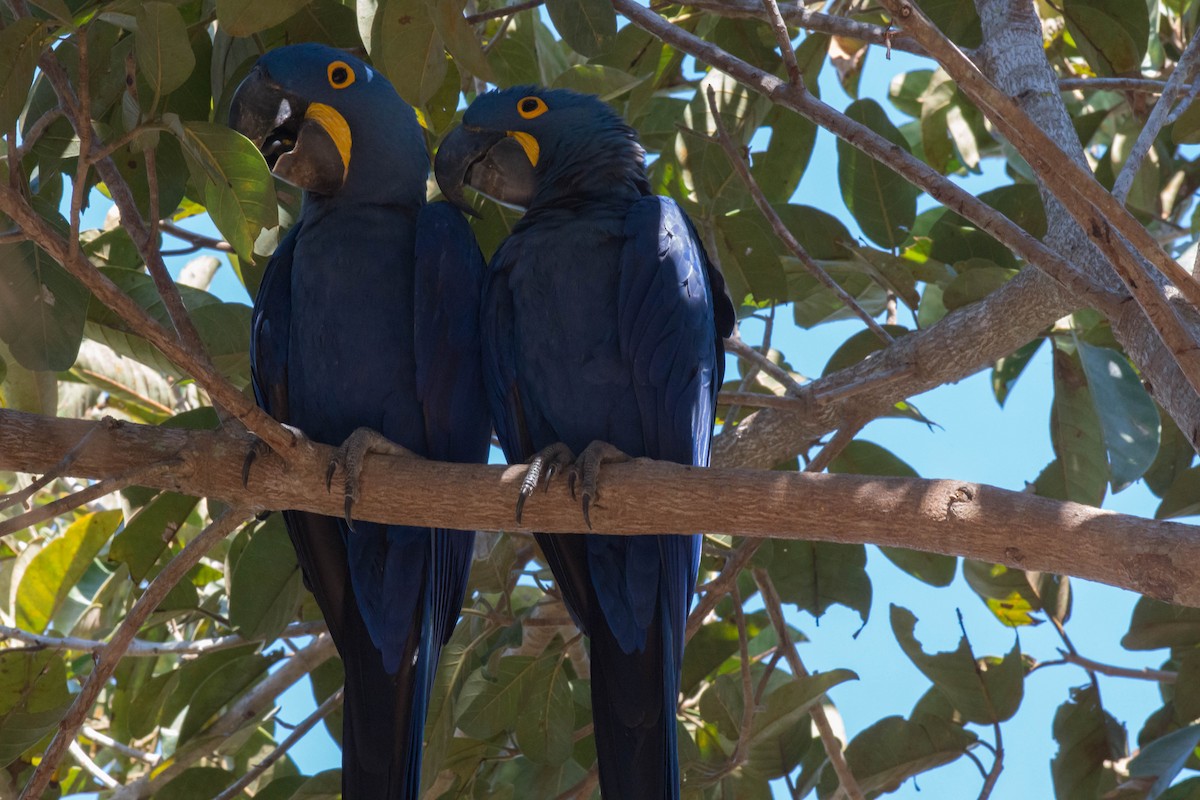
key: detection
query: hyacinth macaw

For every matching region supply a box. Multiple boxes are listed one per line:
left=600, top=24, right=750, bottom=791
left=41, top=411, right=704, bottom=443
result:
left=228, top=43, right=490, bottom=799
left=435, top=87, right=735, bottom=799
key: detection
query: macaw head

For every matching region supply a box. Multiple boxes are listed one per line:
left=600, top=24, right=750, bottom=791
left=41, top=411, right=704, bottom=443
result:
left=434, top=86, right=649, bottom=214
left=229, top=43, right=426, bottom=205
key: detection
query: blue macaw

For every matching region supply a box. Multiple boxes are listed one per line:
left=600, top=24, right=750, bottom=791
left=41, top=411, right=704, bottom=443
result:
left=435, top=87, right=735, bottom=798
left=228, top=43, right=490, bottom=799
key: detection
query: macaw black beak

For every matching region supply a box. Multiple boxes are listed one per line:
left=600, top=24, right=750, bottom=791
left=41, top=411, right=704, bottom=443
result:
left=434, top=124, right=539, bottom=216
left=229, top=64, right=349, bottom=196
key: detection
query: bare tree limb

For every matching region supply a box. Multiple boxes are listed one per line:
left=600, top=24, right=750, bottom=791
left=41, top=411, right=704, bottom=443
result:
left=1057, top=652, right=1178, bottom=683
left=69, top=740, right=120, bottom=790
left=19, top=509, right=251, bottom=800
left=0, top=621, right=327, bottom=657
left=754, top=567, right=864, bottom=800
left=3, top=408, right=1197, bottom=604
left=212, top=688, right=345, bottom=800
left=80, top=725, right=160, bottom=765
left=1112, top=29, right=1200, bottom=204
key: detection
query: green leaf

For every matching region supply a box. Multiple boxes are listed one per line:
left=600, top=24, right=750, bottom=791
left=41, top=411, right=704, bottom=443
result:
left=1076, top=340, right=1160, bottom=490
left=1038, top=343, right=1108, bottom=506
left=16, top=510, right=122, bottom=634
left=1144, top=411, right=1195, bottom=498
left=914, top=0, right=982, bottom=47
left=0, top=239, right=88, bottom=372
left=1051, top=685, right=1126, bottom=799
left=488, top=10, right=539, bottom=88
left=838, top=99, right=919, bottom=249
left=820, top=714, right=977, bottom=797
left=1064, top=0, right=1150, bottom=76
left=371, top=0, right=446, bottom=107
left=752, top=105, right=817, bottom=204
left=889, top=70, right=934, bottom=118
left=179, top=652, right=277, bottom=744
left=291, top=769, right=343, bottom=798
left=135, top=3, right=195, bottom=98
left=229, top=515, right=303, bottom=643
left=1122, top=598, right=1200, bottom=650
left=822, top=326, right=910, bottom=376
left=0, top=18, right=43, bottom=133
left=744, top=670, right=857, bottom=779
left=108, top=492, right=199, bottom=581
left=755, top=540, right=871, bottom=624
left=992, top=338, right=1043, bottom=407
left=890, top=605, right=1024, bottom=725
left=550, top=64, right=644, bottom=101
left=0, top=650, right=72, bottom=764
left=1128, top=724, right=1200, bottom=800
left=457, top=656, right=539, bottom=738
left=431, top=0, right=494, bottom=82
left=217, top=0, right=312, bottom=36
left=515, top=651, right=574, bottom=765
left=171, top=119, right=278, bottom=262
left=156, top=767, right=240, bottom=800
left=546, top=0, right=616, bottom=57
left=710, top=209, right=787, bottom=302
left=941, top=265, right=1017, bottom=310
left=1157, top=465, right=1200, bottom=519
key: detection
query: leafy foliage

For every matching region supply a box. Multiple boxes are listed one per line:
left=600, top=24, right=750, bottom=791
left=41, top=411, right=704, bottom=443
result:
left=0, top=0, right=1197, bottom=798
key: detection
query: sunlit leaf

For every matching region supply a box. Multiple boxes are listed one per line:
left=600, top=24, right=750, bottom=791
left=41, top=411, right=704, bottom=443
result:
left=16, top=509, right=122, bottom=634
left=838, top=99, right=919, bottom=249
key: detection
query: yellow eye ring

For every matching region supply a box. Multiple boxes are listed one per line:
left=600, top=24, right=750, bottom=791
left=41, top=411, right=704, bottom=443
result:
left=328, top=60, right=355, bottom=89
left=517, top=96, right=547, bottom=119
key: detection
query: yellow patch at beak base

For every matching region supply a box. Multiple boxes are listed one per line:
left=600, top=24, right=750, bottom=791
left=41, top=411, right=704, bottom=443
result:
left=305, top=103, right=352, bottom=179
left=506, top=130, right=540, bottom=167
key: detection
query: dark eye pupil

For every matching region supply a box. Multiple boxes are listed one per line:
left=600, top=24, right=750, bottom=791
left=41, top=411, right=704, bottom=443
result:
left=333, top=67, right=348, bottom=84
left=521, top=98, right=538, bottom=112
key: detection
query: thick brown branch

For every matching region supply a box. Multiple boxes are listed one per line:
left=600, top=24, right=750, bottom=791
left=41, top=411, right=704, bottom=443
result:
left=2, top=409, right=1197, bottom=606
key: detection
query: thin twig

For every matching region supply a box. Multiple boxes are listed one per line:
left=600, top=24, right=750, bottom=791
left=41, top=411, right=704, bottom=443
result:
left=80, top=725, right=160, bottom=765
left=723, top=336, right=807, bottom=396
left=0, top=621, right=328, bottom=657
left=18, top=510, right=251, bottom=800
left=0, top=463, right=172, bottom=539
left=212, top=688, right=344, bottom=800
left=0, top=417, right=117, bottom=512
left=69, top=740, right=120, bottom=789
left=1058, top=651, right=1178, bottom=683
left=761, top=0, right=801, bottom=86
left=1057, top=77, right=1177, bottom=93
left=15, top=107, right=64, bottom=160
left=728, top=584, right=757, bottom=770
left=465, top=0, right=545, bottom=23
left=754, top=567, right=864, bottom=800
left=706, top=85, right=893, bottom=345
left=160, top=220, right=234, bottom=253
left=1112, top=29, right=1200, bottom=203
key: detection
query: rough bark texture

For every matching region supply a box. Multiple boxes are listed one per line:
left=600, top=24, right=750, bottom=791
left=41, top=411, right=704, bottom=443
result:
left=974, top=0, right=1200, bottom=447
left=2, top=409, right=1198, bottom=605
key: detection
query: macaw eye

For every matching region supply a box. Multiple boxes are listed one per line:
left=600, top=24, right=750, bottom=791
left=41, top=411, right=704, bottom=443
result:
left=328, top=61, right=355, bottom=89
left=517, top=96, right=547, bottom=119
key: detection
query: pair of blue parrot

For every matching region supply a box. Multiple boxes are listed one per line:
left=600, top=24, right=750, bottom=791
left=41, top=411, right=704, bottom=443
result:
left=229, top=43, right=733, bottom=800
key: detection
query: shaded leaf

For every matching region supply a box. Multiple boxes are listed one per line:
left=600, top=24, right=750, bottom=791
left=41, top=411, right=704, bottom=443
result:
left=217, top=0, right=312, bottom=36
left=0, top=650, right=72, bottom=764
left=0, top=240, right=88, bottom=372
left=1076, top=340, right=1160, bottom=490
left=745, top=670, right=857, bottom=779
left=993, top=338, right=1043, bottom=407
left=1157, top=465, right=1200, bottom=519
left=756, top=540, right=871, bottom=624
left=1128, top=724, right=1200, bottom=800
left=546, top=0, right=615, bottom=57
left=108, top=491, right=199, bottom=581
left=838, top=99, right=919, bottom=249
left=1122, top=598, right=1200, bottom=650
left=229, top=515, right=303, bottom=642
left=136, top=3, right=195, bottom=97
left=1064, top=0, right=1150, bottom=76
left=890, top=605, right=1024, bottom=724
left=1051, top=685, right=1126, bottom=799
left=515, top=651, right=574, bottom=765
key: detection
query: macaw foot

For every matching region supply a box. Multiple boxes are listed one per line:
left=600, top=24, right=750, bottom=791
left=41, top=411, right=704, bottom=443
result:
left=241, top=423, right=308, bottom=488
left=326, top=427, right=420, bottom=529
left=567, top=440, right=631, bottom=530
left=516, top=442, right=575, bottom=524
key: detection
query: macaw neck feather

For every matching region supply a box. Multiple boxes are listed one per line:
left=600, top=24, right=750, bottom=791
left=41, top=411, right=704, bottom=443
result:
left=530, top=120, right=650, bottom=210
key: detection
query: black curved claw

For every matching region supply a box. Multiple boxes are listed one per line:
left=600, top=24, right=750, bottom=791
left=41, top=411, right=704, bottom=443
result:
left=515, top=489, right=531, bottom=524
left=242, top=449, right=257, bottom=488
left=325, top=458, right=338, bottom=493
left=344, top=494, right=356, bottom=532
left=581, top=493, right=593, bottom=530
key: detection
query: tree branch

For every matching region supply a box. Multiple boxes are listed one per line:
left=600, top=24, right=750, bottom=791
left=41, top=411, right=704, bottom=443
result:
left=18, top=509, right=251, bottom=800
left=212, top=687, right=344, bottom=800
left=4, top=408, right=1196, bottom=603
left=0, top=621, right=327, bottom=657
